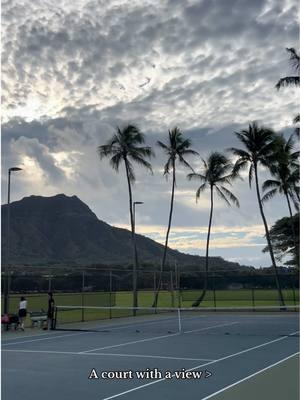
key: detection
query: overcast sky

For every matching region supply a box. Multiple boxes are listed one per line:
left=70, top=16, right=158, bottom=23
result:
left=2, top=0, right=299, bottom=268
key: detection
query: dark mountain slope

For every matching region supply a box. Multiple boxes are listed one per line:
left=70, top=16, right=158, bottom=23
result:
left=1, top=194, right=251, bottom=270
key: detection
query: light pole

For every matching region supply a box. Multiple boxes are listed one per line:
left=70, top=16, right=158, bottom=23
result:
left=3, top=167, right=22, bottom=317
left=132, top=201, right=143, bottom=313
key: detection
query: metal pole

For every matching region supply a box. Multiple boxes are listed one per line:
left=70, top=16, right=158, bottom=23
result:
left=132, top=201, right=143, bottom=315
left=251, top=288, right=255, bottom=311
left=81, top=271, right=85, bottom=322
left=178, top=266, right=181, bottom=308
left=170, top=270, right=174, bottom=307
left=3, top=167, right=22, bottom=319
left=177, top=308, right=182, bottom=333
left=109, top=270, right=112, bottom=319
left=3, top=170, right=11, bottom=317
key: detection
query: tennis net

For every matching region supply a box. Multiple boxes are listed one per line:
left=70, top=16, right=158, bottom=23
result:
left=54, top=305, right=300, bottom=337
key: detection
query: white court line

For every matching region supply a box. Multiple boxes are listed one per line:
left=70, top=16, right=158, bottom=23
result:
left=2, top=348, right=214, bottom=362
left=1, top=332, right=60, bottom=341
left=200, top=352, right=300, bottom=400
left=1, top=331, right=93, bottom=346
left=2, top=349, right=82, bottom=355
left=88, top=352, right=215, bottom=362
left=79, top=322, right=238, bottom=354
left=1, top=317, right=178, bottom=346
left=0, top=318, right=233, bottom=348
left=100, top=330, right=300, bottom=400
left=184, top=322, right=238, bottom=334
left=79, top=332, right=180, bottom=353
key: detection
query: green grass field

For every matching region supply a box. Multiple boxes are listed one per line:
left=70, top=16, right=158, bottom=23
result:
left=2, top=288, right=299, bottom=327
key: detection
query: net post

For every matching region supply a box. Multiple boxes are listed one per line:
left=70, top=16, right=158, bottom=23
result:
left=177, top=308, right=182, bottom=333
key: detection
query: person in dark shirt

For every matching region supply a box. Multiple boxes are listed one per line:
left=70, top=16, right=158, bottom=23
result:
left=44, top=292, right=55, bottom=330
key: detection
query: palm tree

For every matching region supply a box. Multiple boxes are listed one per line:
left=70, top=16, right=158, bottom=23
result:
left=262, top=134, right=300, bottom=267
left=152, top=127, right=198, bottom=307
left=229, top=122, right=285, bottom=306
left=276, top=48, right=300, bottom=136
left=293, top=114, right=300, bottom=137
left=98, top=125, right=154, bottom=310
left=188, top=152, right=240, bottom=306
left=276, top=48, right=300, bottom=90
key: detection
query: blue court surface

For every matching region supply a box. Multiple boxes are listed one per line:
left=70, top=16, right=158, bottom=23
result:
left=2, top=310, right=299, bottom=400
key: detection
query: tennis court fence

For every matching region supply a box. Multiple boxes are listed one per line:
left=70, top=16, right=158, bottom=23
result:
left=2, top=268, right=299, bottom=314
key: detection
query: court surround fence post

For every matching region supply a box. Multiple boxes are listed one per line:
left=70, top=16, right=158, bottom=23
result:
left=212, top=273, right=216, bottom=310
left=170, top=270, right=175, bottom=307
left=292, top=283, right=296, bottom=311
left=178, top=269, right=181, bottom=308
left=213, top=289, right=217, bottom=310
left=81, top=271, right=85, bottom=322
left=251, top=288, right=255, bottom=311
left=109, top=270, right=113, bottom=319
left=177, top=308, right=182, bottom=333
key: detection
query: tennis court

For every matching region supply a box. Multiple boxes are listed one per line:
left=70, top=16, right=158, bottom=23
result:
left=2, top=306, right=299, bottom=400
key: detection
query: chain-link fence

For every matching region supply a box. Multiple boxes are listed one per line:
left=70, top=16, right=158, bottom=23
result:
left=2, top=268, right=299, bottom=314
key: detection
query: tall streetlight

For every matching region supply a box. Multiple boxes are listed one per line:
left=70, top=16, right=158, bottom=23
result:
left=132, top=201, right=143, bottom=314
left=3, top=167, right=23, bottom=317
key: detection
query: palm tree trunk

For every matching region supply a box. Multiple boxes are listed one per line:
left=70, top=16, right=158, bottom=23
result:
left=285, top=192, right=299, bottom=267
left=124, top=158, right=138, bottom=311
left=193, top=185, right=214, bottom=307
left=152, top=161, right=176, bottom=307
left=254, top=164, right=285, bottom=307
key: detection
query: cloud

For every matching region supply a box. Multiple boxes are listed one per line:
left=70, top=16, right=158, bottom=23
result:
left=1, top=0, right=298, bottom=267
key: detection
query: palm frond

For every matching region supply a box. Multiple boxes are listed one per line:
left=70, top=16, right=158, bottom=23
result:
left=157, top=140, right=170, bottom=152
left=219, top=186, right=240, bottom=207
left=286, top=48, right=300, bottom=72
left=178, top=154, right=195, bottom=172
left=232, top=159, right=248, bottom=177
left=248, top=163, right=254, bottom=188
left=262, top=180, right=280, bottom=192
left=163, top=158, right=173, bottom=176
left=229, top=147, right=251, bottom=160
left=261, top=188, right=278, bottom=203
left=275, top=76, right=300, bottom=90
left=129, top=152, right=153, bottom=174
left=187, top=172, right=206, bottom=182
left=98, top=143, right=116, bottom=159
left=109, top=153, right=123, bottom=171
left=195, top=183, right=208, bottom=202
left=293, top=114, right=300, bottom=124
left=215, top=187, right=231, bottom=206
left=289, top=191, right=299, bottom=211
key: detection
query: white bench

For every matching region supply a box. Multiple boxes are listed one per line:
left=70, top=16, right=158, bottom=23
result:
left=30, top=310, right=48, bottom=328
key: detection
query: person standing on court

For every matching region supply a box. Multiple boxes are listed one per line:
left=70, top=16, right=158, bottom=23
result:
left=18, top=296, right=27, bottom=331
left=44, top=292, right=55, bottom=330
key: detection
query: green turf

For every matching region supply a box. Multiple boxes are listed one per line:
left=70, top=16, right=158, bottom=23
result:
left=2, top=289, right=298, bottom=327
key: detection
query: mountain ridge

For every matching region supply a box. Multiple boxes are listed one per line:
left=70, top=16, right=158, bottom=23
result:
left=1, top=194, right=252, bottom=270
